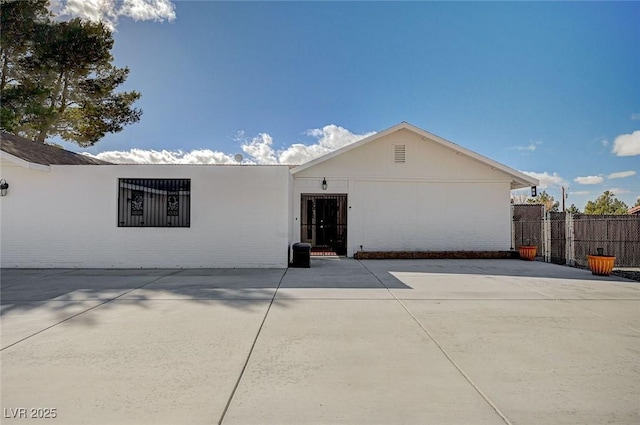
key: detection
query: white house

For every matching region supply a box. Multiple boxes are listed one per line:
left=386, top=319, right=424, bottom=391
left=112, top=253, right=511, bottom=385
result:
left=0, top=122, right=538, bottom=268
left=291, top=122, right=538, bottom=257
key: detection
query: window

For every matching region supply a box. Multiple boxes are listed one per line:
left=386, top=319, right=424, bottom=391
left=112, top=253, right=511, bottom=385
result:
left=118, top=179, right=190, bottom=227
left=394, top=144, right=406, bottom=163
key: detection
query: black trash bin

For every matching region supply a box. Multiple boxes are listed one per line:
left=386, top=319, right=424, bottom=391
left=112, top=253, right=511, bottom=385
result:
left=291, top=243, right=311, bottom=268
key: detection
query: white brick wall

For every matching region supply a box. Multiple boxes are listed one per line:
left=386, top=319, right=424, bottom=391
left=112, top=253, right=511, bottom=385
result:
left=1, top=126, right=521, bottom=267
left=353, top=180, right=510, bottom=252
left=292, top=128, right=513, bottom=255
left=0, top=164, right=292, bottom=268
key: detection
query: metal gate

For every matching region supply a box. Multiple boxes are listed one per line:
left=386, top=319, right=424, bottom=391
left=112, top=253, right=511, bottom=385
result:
left=548, top=211, right=566, bottom=264
left=512, top=204, right=544, bottom=253
left=300, top=194, right=347, bottom=255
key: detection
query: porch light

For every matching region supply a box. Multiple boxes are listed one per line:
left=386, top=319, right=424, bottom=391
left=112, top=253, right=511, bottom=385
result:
left=321, top=178, right=327, bottom=191
left=0, top=179, right=8, bottom=197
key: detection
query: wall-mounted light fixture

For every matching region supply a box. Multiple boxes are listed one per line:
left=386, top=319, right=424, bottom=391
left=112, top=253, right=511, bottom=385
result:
left=321, top=177, right=327, bottom=191
left=0, top=179, right=8, bottom=197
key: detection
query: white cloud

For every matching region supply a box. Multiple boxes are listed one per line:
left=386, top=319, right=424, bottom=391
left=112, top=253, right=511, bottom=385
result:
left=87, top=124, right=375, bottom=165
left=281, top=125, right=375, bottom=164
left=238, top=132, right=278, bottom=165
left=612, top=130, right=640, bottom=156
left=510, top=143, right=537, bottom=151
left=631, top=113, right=640, bottom=121
left=54, top=0, right=175, bottom=29
left=509, top=141, right=542, bottom=152
left=59, top=0, right=116, bottom=24
left=569, top=191, right=590, bottom=196
left=574, top=175, right=604, bottom=185
left=120, top=0, right=175, bottom=22
left=520, top=171, right=566, bottom=189
left=607, top=187, right=630, bottom=195
left=233, top=124, right=374, bottom=165
left=608, top=170, right=636, bottom=179
left=601, top=139, right=610, bottom=147
left=89, top=148, right=237, bottom=164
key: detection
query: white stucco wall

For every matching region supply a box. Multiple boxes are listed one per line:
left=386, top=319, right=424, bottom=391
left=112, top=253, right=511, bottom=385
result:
left=292, top=128, right=513, bottom=255
left=0, top=164, right=291, bottom=268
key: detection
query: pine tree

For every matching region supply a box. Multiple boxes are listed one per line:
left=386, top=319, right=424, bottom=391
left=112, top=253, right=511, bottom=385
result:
left=1, top=1, right=141, bottom=146
left=566, top=204, right=580, bottom=215
left=583, top=191, right=629, bottom=215
left=526, top=190, right=559, bottom=212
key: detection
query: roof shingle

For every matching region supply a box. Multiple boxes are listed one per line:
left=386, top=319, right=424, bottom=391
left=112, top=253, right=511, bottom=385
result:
left=0, top=131, right=111, bottom=165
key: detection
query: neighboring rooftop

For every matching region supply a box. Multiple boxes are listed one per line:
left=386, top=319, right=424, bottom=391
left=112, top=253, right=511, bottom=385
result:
left=629, top=205, right=640, bottom=215
left=0, top=131, right=112, bottom=166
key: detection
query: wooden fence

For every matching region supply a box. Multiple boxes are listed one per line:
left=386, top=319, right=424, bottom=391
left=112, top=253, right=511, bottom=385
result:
left=572, top=214, right=640, bottom=267
left=512, top=205, right=640, bottom=267
left=512, top=204, right=544, bottom=252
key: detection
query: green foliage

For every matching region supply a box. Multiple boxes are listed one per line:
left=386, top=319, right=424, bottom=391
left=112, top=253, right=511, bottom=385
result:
left=583, top=191, right=629, bottom=215
left=635, top=197, right=640, bottom=207
left=0, top=0, right=49, bottom=88
left=526, top=190, right=559, bottom=212
left=0, top=0, right=49, bottom=128
left=0, top=0, right=141, bottom=146
left=566, top=204, right=581, bottom=215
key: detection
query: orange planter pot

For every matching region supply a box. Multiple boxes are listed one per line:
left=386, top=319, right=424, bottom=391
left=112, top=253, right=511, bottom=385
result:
left=587, top=255, right=615, bottom=276
left=518, top=245, right=537, bottom=261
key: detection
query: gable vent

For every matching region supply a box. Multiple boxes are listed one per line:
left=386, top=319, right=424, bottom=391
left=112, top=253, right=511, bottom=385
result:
left=394, top=144, right=406, bottom=163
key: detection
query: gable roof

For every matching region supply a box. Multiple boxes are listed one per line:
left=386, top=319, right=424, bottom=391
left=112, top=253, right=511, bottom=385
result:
left=291, top=121, right=539, bottom=190
left=0, top=131, right=111, bottom=167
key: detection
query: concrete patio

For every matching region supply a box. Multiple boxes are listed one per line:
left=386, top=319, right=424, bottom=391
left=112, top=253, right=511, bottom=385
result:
left=2, top=259, right=639, bottom=424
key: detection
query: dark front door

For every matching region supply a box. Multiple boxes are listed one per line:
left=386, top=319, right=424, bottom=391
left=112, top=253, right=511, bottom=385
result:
left=300, top=194, right=347, bottom=255
left=315, top=198, right=338, bottom=247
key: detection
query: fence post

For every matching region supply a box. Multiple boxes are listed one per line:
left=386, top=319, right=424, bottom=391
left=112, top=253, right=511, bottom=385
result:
left=510, top=204, right=515, bottom=250
left=565, top=213, right=575, bottom=266
left=543, top=210, right=551, bottom=263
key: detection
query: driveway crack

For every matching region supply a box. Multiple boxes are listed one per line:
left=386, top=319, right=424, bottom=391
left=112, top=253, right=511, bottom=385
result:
left=0, top=269, right=183, bottom=351
left=358, top=260, right=513, bottom=425
left=217, top=267, right=288, bottom=425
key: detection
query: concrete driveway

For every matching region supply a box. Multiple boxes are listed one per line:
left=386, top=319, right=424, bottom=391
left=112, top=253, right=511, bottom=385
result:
left=1, top=259, right=639, bottom=425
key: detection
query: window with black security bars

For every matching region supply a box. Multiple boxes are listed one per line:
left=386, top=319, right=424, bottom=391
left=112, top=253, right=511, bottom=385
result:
left=118, top=179, right=191, bottom=227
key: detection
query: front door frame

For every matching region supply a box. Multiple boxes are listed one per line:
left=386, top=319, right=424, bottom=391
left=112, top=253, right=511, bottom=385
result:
left=300, top=193, right=348, bottom=255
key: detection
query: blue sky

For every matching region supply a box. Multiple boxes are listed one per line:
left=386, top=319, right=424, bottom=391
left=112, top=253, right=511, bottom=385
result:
left=54, top=0, right=640, bottom=209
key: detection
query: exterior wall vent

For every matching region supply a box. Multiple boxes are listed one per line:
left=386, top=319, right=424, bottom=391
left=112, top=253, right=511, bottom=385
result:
left=394, top=144, right=406, bottom=163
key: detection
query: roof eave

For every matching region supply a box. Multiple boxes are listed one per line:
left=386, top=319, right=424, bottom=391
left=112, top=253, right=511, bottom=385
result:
left=1, top=150, right=50, bottom=172
left=290, top=122, right=406, bottom=174
left=291, top=122, right=541, bottom=189
left=397, top=123, right=539, bottom=189
left=510, top=177, right=539, bottom=190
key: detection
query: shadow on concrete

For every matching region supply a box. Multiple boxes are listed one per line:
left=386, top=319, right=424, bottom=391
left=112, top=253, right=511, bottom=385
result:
left=0, top=259, right=412, bottom=328
left=283, top=257, right=411, bottom=289
left=360, top=258, right=639, bottom=283
left=1, top=268, right=298, bottom=349
left=3, top=258, right=636, bottom=340
left=0, top=268, right=286, bottom=327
